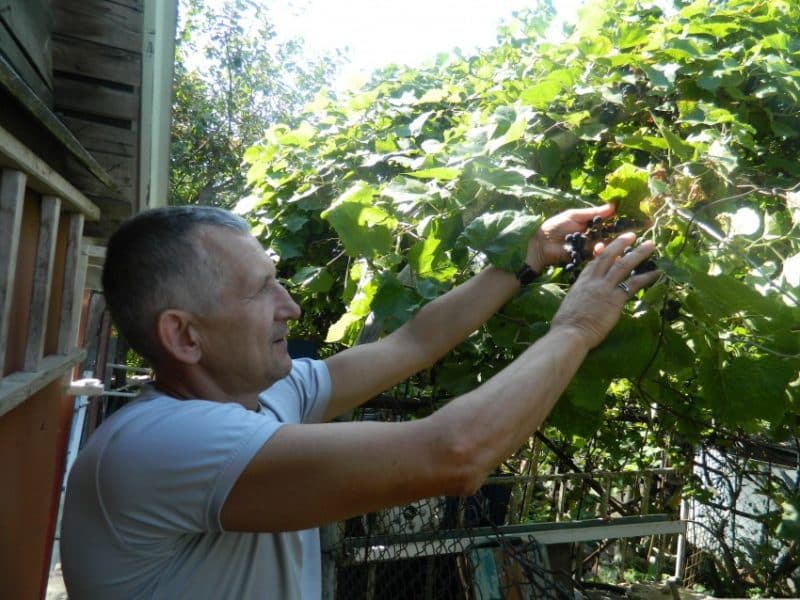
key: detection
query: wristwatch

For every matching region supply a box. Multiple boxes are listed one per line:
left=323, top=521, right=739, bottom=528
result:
left=515, top=264, right=540, bottom=287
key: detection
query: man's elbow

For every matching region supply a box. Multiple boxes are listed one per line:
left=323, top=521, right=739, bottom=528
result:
left=424, top=419, right=490, bottom=497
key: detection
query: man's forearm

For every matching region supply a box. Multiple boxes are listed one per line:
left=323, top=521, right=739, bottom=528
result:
left=322, top=266, right=523, bottom=420
left=424, top=324, right=591, bottom=493
left=391, top=265, right=521, bottom=368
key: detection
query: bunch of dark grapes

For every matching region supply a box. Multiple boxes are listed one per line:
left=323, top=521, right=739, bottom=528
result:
left=562, top=215, right=654, bottom=282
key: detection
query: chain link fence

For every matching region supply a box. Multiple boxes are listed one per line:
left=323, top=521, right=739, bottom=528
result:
left=323, top=488, right=578, bottom=599
left=321, top=407, right=686, bottom=599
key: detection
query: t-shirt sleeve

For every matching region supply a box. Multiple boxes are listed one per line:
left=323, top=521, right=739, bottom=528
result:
left=259, top=358, right=331, bottom=424
left=97, top=398, right=280, bottom=546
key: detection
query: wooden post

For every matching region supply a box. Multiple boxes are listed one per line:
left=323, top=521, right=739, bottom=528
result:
left=56, top=213, right=85, bottom=354
left=24, top=195, right=61, bottom=372
left=0, top=169, right=26, bottom=374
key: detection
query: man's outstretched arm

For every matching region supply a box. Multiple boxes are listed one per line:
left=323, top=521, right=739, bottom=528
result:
left=321, top=204, right=615, bottom=421
left=221, top=233, right=660, bottom=533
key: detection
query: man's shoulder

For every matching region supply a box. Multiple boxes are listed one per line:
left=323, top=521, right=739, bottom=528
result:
left=259, top=358, right=331, bottom=424
left=78, top=389, right=262, bottom=464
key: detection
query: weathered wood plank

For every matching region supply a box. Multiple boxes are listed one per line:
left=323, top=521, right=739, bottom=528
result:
left=0, top=349, right=86, bottom=418
left=24, top=196, right=61, bottom=372
left=0, top=124, right=100, bottom=220
left=0, top=169, right=25, bottom=373
left=61, top=116, right=135, bottom=158
left=109, top=0, right=144, bottom=10
left=51, top=0, right=143, bottom=54
left=56, top=213, right=85, bottom=354
left=0, top=1, right=52, bottom=101
left=81, top=196, right=132, bottom=240
left=66, top=152, right=136, bottom=206
left=52, top=34, right=142, bottom=87
left=54, top=77, right=140, bottom=122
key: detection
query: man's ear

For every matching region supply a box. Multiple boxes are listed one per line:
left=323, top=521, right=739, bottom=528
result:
left=156, top=309, right=202, bottom=365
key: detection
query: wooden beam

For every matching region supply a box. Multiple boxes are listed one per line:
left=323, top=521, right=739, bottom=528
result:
left=24, top=196, right=61, bottom=372
left=57, top=213, right=85, bottom=354
left=0, top=349, right=86, bottom=418
left=0, top=124, right=100, bottom=220
left=0, top=169, right=26, bottom=372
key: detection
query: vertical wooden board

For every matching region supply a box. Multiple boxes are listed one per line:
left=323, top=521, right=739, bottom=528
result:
left=44, top=215, right=68, bottom=357
left=4, top=193, right=37, bottom=376
left=56, top=214, right=84, bottom=354
left=24, top=196, right=61, bottom=372
left=0, top=379, right=73, bottom=600
left=0, top=169, right=25, bottom=374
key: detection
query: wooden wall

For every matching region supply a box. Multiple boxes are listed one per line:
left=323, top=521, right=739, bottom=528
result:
left=0, top=160, right=92, bottom=599
left=52, top=0, right=144, bottom=238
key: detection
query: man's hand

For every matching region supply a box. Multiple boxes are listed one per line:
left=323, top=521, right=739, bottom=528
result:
left=526, top=204, right=615, bottom=273
left=551, top=232, right=660, bottom=349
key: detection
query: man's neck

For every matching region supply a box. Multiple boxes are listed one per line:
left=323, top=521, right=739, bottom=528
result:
left=153, top=373, right=262, bottom=411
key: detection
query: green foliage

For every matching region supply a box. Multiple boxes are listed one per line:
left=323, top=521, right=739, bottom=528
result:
left=243, top=0, right=799, bottom=444
left=170, top=0, right=339, bottom=207
left=241, top=4, right=800, bottom=587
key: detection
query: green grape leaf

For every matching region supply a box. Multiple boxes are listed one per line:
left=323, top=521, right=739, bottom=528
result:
left=291, top=266, right=334, bottom=293
left=700, top=355, right=796, bottom=428
left=322, top=182, right=397, bottom=258
left=406, top=167, right=462, bottom=181
left=370, top=274, right=420, bottom=330
left=460, top=210, right=543, bottom=271
left=599, top=164, right=650, bottom=220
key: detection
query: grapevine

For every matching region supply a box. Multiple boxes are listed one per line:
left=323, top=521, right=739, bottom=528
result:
left=240, top=0, right=800, bottom=590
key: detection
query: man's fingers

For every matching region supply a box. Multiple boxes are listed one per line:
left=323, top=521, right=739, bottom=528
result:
left=568, top=203, right=615, bottom=225
left=608, top=239, right=655, bottom=282
left=588, top=232, right=637, bottom=274
left=616, top=269, right=661, bottom=300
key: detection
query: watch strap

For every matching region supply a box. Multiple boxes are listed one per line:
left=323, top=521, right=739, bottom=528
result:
left=515, top=264, right=539, bottom=286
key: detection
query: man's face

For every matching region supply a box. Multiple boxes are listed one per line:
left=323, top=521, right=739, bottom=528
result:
left=192, top=226, right=301, bottom=395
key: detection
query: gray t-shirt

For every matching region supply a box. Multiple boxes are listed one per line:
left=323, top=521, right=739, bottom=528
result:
left=61, top=358, right=331, bottom=600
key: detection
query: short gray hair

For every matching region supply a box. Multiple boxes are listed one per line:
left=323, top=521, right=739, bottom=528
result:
left=102, top=206, right=250, bottom=366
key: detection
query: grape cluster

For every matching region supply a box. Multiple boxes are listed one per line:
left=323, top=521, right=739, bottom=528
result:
left=562, top=216, right=654, bottom=282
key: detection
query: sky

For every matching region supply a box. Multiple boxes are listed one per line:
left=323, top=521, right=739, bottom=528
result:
left=267, top=0, right=584, bottom=86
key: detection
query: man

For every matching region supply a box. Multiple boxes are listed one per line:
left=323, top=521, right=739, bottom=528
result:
left=62, top=204, right=659, bottom=599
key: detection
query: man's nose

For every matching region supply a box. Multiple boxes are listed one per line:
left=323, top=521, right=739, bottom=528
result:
left=277, top=286, right=302, bottom=321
